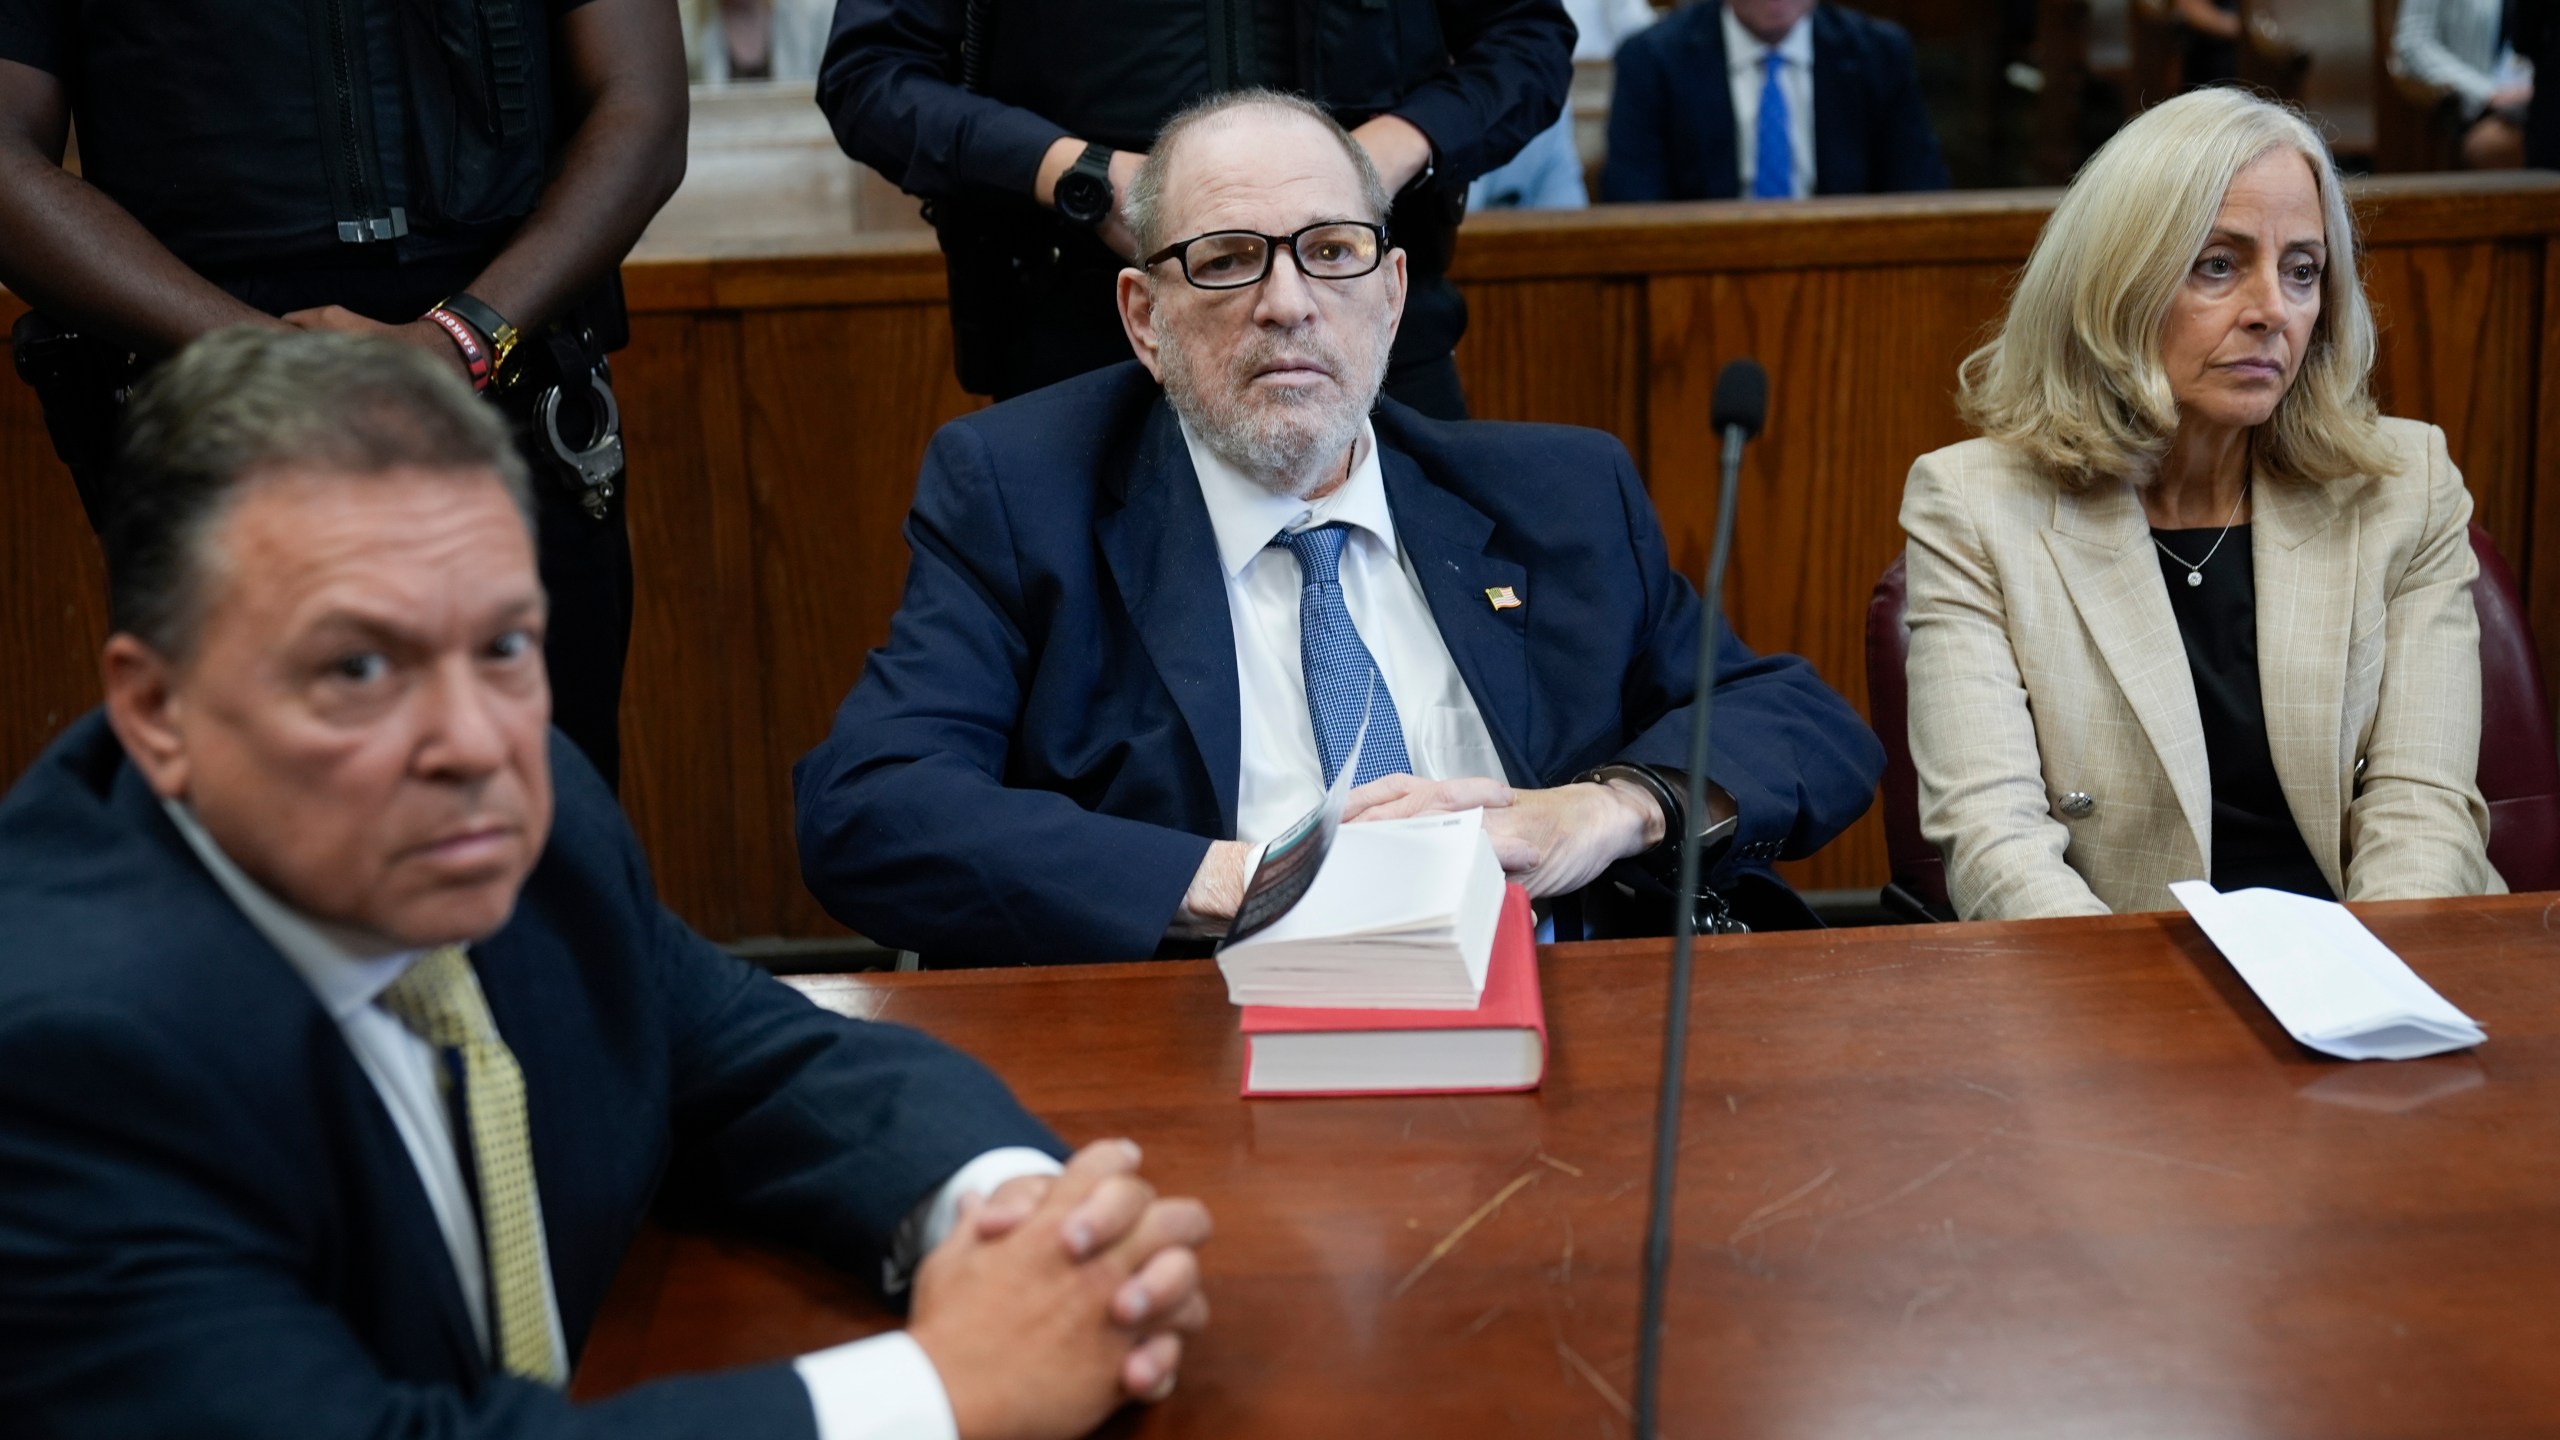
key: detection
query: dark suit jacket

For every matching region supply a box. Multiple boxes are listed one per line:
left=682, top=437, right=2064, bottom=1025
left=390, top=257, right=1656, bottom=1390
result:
left=0, top=715, right=1063, bottom=1439
left=794, top=362, right=1884, bottom=966
left=1599, top=2, right=1951, bottom=202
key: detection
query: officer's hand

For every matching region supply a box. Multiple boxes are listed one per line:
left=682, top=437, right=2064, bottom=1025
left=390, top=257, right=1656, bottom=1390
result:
left=282, top=307, right=473, bottom=384
left=1098, top=149, right=1145, bottom=262
left=1349, top=114, right=1434, bottom=194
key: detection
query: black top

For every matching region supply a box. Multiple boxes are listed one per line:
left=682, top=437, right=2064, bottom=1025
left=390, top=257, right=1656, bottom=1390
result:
left=2154, top=525, right=2335, bottom=900
left=819, top=0, right=1574, bottom=198
left=0, top=0, right=586, bottom=287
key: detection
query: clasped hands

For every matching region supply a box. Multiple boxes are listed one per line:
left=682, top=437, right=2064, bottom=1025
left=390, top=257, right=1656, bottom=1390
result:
left=908, top=1138, right=1212, bottom=1440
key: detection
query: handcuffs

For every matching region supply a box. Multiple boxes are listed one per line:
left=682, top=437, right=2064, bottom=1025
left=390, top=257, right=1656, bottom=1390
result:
left=430, top=292, right=624, bottom=520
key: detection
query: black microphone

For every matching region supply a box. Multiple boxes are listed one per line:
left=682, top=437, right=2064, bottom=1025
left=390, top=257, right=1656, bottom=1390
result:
left=1633, top=357, right=1766, bottom=1440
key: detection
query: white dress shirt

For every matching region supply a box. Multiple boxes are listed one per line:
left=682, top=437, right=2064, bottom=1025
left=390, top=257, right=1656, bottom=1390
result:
left=162, top=801, right=1059, bottom=1440
left=1722, top=5, right=1817, bottom=199
left=1181, top=416, right=1510, bottom=846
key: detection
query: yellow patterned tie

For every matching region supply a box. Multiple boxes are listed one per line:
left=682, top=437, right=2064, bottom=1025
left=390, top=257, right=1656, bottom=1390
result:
left=377, top=945, right=565, bottom=1385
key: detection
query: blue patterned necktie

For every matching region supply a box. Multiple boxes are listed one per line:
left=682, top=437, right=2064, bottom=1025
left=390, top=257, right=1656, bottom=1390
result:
left=1272, top=523, right=1413, bottom=788
left=1752, top=48, right=1793, bottom=200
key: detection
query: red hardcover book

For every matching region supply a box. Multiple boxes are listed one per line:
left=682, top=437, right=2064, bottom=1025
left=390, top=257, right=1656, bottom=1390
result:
left=1238, top=886, right=1544, bottom=1098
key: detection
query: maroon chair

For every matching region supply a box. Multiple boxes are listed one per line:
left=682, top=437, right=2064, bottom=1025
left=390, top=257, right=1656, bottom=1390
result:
left=1865, top=528, right=2559, bottom=920
left=2469, top=525, right=2560, bottom=891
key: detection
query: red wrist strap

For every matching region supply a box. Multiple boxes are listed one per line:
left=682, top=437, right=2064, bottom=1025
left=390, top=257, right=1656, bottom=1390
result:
left=424, top=306, right=494, bottom=391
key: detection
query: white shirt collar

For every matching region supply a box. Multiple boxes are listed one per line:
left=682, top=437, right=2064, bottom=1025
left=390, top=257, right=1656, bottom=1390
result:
left=161, top=798, right=424, bottom=1023
left=1181, top=415, right=1398, bottom=580
left=1722, top=4, right=1814, bottom=73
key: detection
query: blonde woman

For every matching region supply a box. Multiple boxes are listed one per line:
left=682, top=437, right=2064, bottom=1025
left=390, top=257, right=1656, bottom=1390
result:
left=1900, top=88, right=2500, bottom=920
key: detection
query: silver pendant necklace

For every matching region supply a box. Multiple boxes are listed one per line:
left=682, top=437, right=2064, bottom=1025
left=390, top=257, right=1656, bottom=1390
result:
left=2154, top=479, right=2251, bottom=588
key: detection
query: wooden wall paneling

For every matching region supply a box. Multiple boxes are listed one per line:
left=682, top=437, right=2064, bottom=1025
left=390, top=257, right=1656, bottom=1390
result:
left=1453, top=193, right=2061, bottom=281
left=741, top=303, right=981, bottom=938
left=615, top=312, right=779, bottom=940
left=2362, top=239, right=2542, bottom=570
left=1452, top=276, right=1645, bottom=454
left=1645, top=263, right=2017, bottom=894
left=0, top=294, right=108, bottom=790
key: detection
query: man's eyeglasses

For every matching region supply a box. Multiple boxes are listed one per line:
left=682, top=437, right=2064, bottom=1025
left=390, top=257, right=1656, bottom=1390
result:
left=1142, top=221, right=1390, bottom=291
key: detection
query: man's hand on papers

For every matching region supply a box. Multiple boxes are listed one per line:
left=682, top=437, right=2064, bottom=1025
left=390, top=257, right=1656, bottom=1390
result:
left=1344, top=775, right=1661, bottom=898
left=911, top=1138, right=1214, bottom=1440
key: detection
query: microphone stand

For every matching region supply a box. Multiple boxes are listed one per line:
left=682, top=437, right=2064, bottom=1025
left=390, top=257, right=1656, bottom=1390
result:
left=1632, top=397, right=1755, bottom=1440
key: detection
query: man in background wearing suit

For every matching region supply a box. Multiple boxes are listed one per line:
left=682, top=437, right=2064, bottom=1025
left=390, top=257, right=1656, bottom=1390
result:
left=1599, top=0, right=1950, bottom=202
left=0, top=329, right=1210, bottom=1439
left=795, top=89, right=1884, bottom=967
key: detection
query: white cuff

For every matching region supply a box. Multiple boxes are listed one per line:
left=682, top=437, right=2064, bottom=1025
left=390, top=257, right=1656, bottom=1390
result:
left=794, top=1331, right=956, bottom=1440
left=920, top=1147, right=1069, bottom=1253
left=883, top=1146, right=1067, bottom=1292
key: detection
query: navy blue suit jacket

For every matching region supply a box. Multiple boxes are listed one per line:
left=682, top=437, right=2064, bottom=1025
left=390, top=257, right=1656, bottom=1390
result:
left=0, top=715, right=1063, bottom=1438
left=794, top=363, right=1883, bottom=966
left=1599, top=3, right=1950, bottom=202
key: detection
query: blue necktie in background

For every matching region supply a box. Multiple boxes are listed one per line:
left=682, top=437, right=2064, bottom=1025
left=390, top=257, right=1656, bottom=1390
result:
left=1752, top=49, right=1793, bottom=200
left=1274, top=523, right=1412, bottom=788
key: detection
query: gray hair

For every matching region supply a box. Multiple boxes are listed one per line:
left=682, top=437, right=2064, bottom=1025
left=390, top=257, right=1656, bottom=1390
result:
left=103, top=326, right=531, bottom=659
left=1124, top=88, right=1394, bottom=259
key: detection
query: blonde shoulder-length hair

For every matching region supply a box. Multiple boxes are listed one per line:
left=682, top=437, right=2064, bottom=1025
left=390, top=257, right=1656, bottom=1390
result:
left=1958, top=88, right=2393, bottom=487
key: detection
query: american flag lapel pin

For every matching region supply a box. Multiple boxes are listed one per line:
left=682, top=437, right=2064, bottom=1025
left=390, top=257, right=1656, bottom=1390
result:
left=1484, top=585, right=1522, bottom=611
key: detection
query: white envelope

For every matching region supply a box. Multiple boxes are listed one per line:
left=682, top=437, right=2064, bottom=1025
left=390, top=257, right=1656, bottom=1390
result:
left=2170, top=881, right=2486, bottom=1061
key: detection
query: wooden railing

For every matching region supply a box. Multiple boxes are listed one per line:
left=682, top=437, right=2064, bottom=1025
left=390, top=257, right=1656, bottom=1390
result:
left=6, top=172, right=2556, bottom=941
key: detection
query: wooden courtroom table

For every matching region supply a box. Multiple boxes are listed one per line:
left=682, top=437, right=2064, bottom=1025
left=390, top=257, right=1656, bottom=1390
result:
left=574, top=893, right=2560, bottom=1437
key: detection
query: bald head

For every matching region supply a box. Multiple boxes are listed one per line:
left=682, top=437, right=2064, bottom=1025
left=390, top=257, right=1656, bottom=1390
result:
left=1114, top=88, right=1407, bottom=500
left=1125, top=89, right=1392, bottom=260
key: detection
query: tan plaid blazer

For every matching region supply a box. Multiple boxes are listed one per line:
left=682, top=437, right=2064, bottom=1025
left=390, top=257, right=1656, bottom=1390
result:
left=1900, top=418, right=2500, bottom=920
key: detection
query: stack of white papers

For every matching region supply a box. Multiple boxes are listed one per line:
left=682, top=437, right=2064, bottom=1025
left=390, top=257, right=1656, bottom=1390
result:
left=2170, top=881, right=2487, bottom=1061
left=1217, top=809, right=1506, bottom=1010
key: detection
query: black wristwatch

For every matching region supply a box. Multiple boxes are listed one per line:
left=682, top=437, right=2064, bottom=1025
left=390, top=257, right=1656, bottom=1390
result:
left=1053, top=141, right=1116, bottom=227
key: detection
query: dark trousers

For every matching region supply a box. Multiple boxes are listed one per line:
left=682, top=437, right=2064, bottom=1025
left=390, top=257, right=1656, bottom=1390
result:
left=523, top=447, right=632, bottom=791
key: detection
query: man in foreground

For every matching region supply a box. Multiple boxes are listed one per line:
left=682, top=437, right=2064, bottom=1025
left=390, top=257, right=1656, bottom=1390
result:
left=796, top=90, right=1884, bottom=966
left=0, top=329, right=1209, bottom=1439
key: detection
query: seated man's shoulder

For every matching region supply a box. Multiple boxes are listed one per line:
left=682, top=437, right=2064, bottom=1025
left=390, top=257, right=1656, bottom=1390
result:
left=931, top=362, right=1164, bottom=485
left=1375, top=403, right=1635, bottom=500
left=1375, top=408, right=1649, bottom=551
left=0, top=719, right=266, bottom=1050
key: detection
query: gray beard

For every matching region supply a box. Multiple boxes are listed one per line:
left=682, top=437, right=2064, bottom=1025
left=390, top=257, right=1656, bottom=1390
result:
left=1157, top=313, right=1391, bottom=499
